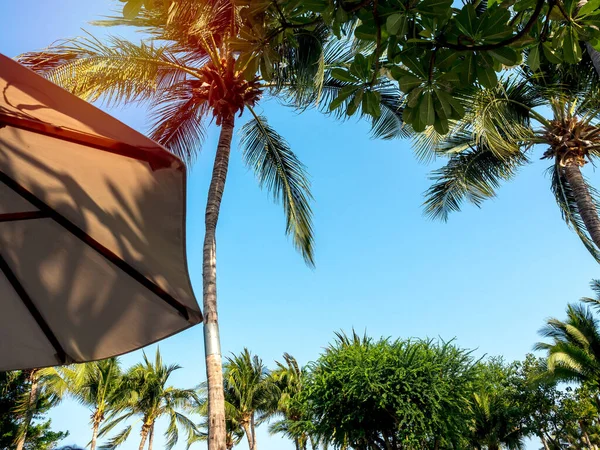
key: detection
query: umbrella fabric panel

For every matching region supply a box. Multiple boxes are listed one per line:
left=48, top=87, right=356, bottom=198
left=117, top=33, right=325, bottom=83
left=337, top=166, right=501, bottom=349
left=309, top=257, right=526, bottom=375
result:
left=0, top=54, right=202, bottom=370
left=0, top=180, right=38, bottom=214
left=0, top=218, right=191, bottom=370
left=0, top=270, right=56, bottom=371
left=0, top=54, right=180, bottom=170
left=0, top=122, right=197, bottom=312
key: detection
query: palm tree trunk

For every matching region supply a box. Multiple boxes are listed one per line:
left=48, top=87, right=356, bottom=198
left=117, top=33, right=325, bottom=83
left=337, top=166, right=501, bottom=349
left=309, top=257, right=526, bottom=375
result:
left=204, top=116, right=235, bottom=450
left=90, top=416, right=101, bottom=450
left=250, top=413, right=257, bottom=450
left=147, top=424, right=154, bottom=450
left=241, top=422, right=254, bottom=450
left=15, top=369, right=40, bottom=450
left=139, top=426, right=149, bottom=450
left=540, top=434, right=551, bottom=450
left=563, top=163, right=600, bottom=250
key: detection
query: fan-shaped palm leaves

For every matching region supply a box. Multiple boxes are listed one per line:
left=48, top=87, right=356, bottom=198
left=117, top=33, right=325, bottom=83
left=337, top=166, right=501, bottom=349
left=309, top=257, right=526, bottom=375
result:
left=535, top=280, right=600, bottom=389
left=98, top=349, right=198, bottom=450
left=418, top=52, right=600, bottom=262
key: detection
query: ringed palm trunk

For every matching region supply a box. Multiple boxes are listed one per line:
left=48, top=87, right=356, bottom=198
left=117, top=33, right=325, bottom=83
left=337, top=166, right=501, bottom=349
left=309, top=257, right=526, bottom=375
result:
left=562, top=163, right=600, bottom=250
left=15, top=369, right=40, bottom=450
left=250, top=413, right=257, bottom=450
left=204, top=116, right=235, bottom=450
left=241, top=420, right=255, bottom=450
left=147, top=424, right=155, bottom=450
left=90, top=412, right=102, bottom=450
left=139, top=423, right=151, bottom=450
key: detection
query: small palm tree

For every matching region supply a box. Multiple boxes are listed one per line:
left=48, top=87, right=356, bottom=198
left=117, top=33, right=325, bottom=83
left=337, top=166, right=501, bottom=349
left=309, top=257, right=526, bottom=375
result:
left=535, top=280, right=600, bottom=389
left=63, top=358, right=127, bottom=450
left=418, top=53, right=600, bottom=261
left=222, top=349, right=270, bottom=450
left=469, top=391, right=526, bottom=450
left=99, top=349, right=198, bottom=450
left=192, top=385, right=245, bottom=450
left=263, top=354, right=310, bottom=450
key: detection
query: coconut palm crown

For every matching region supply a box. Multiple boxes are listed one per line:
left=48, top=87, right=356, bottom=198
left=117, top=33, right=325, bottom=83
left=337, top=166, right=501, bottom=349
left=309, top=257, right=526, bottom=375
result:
left=417, top=53, right=600, bottom=262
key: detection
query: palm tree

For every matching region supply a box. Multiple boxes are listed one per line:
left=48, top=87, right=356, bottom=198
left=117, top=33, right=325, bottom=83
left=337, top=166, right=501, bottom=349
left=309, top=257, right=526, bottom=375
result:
left=263, top=354, right=310, bottom=450
left=469, top=391, right=526, bottom=450
left=99, top=349, right=198, bottom=450
left=62, top=359, right=127, bottom=450
left=222, top=349, right=270, bottom=450
left=535, top=280, right=600, bottom=390
left=13, top=367, right=69, bottom=450
left=16, top=4, right=320, bottom=447
left=192, top=385, right=245, bottom=450
left=418, top=52, right=600, bottom=261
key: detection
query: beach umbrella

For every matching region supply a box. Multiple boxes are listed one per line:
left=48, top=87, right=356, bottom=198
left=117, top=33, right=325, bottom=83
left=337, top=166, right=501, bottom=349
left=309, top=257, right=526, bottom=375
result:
left=0, top=54, right=202, bottom=371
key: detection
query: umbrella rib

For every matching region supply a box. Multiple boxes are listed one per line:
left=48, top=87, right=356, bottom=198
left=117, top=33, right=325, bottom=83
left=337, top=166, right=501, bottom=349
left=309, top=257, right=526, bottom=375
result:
left=0, top=211, right=48, bottom=222
left=0, top=253, right=69, bottom=365
left=0, top=113, right=181, bottom=171
left=0, top=171, right=198, bottom=324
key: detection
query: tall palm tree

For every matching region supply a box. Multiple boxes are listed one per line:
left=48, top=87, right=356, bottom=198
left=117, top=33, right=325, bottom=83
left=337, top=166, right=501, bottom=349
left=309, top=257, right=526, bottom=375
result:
left=418, top=52, right=600, bottom=261
left=13, top=367, right=69, bottom=450
left=99, top=349, right=198, bottom=450
left=63, top=359, right=127, bottom=450
left=16, top=4, right=320, bottom=448
left=535, top=280, right=600, bottom=390
left=222, top=349, right=270, bottom=450
left=469, top=391, right=526, bottom=450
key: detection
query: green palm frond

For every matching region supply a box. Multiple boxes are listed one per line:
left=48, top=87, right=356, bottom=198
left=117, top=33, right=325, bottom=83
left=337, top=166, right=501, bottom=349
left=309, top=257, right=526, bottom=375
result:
left=423, top=143, right=528, bottom=221
left=466, top=80, right=539, bottom=156
left=241, top=110, right=314, bottom=266
left=17, top=33, right=200, bottom=107
left=98, top=425, right=133, bottom=450
left=550, top=165, right=600, bottom=262
left=369, top=81, right=409, bottom=140
left=148, top=79, right=209, bottom=163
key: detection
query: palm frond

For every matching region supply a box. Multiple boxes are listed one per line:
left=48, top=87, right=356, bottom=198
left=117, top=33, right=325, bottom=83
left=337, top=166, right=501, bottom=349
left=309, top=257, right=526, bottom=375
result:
left=550, top=164, right=600, bottom=262
left=98, top=426, right=132, bottom=450
left=240, top=110, right=315, bottom=266
left=18, top=33, right=200, bottom=107
left=148, top=79, right=209, bottom=163
left=423, top=143, right=528, bottom=221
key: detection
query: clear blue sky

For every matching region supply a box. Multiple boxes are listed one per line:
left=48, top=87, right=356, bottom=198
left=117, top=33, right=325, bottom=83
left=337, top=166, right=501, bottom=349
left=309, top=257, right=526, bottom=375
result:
left=1, top=2, right=599, bottom=449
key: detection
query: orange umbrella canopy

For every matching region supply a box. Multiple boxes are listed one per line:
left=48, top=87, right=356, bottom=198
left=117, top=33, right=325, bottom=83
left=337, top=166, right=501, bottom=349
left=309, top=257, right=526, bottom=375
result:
left=0, top=54, right=202, bottom=371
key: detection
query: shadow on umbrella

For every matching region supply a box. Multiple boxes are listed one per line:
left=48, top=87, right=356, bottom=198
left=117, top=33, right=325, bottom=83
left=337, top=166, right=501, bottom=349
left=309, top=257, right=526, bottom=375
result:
left=0, top=54, right=202, bottom=372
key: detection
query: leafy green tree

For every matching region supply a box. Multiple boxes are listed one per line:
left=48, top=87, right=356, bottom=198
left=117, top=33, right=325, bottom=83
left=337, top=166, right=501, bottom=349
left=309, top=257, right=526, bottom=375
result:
left=418, top=58, right=600, bottom=260
left=99, top=349, right=198, bottom=450
left=13, top=368, right=69, bottom=450
left=304, top=332, right=478, bottom=449
left=0, top=370, right=68, bottom=450
left=231, top=0, right=600, bottom=133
